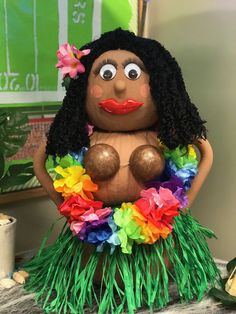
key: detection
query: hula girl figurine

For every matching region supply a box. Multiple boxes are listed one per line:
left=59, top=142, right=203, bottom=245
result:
left=25, top=28, right=219, bottom=313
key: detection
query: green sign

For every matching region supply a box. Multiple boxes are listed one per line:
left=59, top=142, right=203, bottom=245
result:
left=0, top=0, right=137, bottom=106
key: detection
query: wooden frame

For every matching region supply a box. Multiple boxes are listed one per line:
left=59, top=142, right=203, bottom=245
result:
left=138, top=0, right=148, bottom=36
left=0, top=187, right=47, bottom=205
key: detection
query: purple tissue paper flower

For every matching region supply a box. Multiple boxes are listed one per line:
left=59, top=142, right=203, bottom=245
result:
left=78, top=219, right=112, bottom=244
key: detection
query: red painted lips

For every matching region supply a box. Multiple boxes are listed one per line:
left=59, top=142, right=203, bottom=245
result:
left=99, top=98, right=143, bottom=115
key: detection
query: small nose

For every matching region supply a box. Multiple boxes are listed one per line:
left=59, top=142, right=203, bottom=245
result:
left=114, top=80, right=126, bottom=94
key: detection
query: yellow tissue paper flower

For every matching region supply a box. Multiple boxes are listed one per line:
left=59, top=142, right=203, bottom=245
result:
left=188, top=145, right=197, bottom=159
left=53, top=165, right=98, bottom=199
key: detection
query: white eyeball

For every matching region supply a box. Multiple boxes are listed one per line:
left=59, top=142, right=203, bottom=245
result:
left=124, top=63, right=141, bottom=80
left=99, top=64, right=117, bottom=80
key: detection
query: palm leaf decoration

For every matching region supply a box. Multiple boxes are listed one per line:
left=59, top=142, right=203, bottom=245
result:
left=0, top=110, right=31, bottom=157
left=0, top=109, right=34, bottom=192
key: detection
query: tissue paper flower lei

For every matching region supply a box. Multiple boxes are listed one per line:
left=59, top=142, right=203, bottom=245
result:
left=52, top=145, right=198, bottom=255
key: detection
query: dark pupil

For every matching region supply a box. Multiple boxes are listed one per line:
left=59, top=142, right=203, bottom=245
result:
left=129, top=69, right=138, bottom=79
left=103, top=70, right=113, bottom=80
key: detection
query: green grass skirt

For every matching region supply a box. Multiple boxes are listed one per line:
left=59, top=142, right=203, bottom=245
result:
left=24, top=213, right=220, bottom=313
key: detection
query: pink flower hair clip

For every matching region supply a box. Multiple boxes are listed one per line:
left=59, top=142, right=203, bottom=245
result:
left=56, top=43, right=90, bottom=80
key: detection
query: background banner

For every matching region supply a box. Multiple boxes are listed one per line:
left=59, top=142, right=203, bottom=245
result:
left=0, top=0, right=137, bottom=106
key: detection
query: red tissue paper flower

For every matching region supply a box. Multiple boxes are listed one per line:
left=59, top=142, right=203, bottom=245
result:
left=135, top=187, right=180, bottom=231
left=59, top=195, right=103, bottom=221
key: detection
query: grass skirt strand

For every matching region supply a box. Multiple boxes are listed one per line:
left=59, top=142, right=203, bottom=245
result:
left=24, top=213, right=220, bottom=314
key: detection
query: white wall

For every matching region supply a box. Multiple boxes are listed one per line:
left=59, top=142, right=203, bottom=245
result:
left=147, top=0, right=236, bottom=260
left=0, top=196, right=64, bottom=254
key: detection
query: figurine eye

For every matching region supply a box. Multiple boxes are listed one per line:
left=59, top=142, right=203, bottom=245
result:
left=99, top=64, right=117, bottom=80
left=124, top=63, right=141, bottom=80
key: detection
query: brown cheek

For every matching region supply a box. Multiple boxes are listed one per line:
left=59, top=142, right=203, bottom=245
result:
left=90, top=85, right=103, bottom=98
left=140, top=84, right=150, bottom=98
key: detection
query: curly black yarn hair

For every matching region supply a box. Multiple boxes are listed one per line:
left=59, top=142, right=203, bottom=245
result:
left=46, top=28, right=207, bottom=156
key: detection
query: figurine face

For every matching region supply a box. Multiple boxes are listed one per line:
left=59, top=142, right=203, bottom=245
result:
left=86, top=50, right=158, bottom=131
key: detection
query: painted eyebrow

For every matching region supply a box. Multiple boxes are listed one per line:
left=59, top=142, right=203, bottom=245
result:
left=93, top=59, right=118, bottom=75
left=122, top=58, right=146, bottom=72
